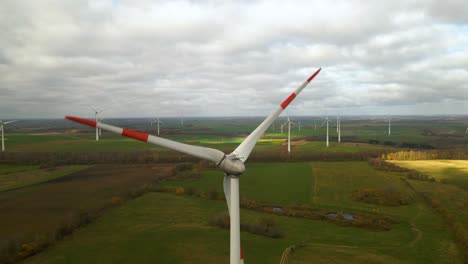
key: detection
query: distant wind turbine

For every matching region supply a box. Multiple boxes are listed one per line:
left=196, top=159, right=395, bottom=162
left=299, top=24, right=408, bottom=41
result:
left=89, top=106, right=103, bottom=141
left=386, top=118, right=391, bottom=136
left=151, top=116, right=163, bottom=136
left=337, top=116, right=341, bottom=143
left=336, top=115, right=339, bottom=133
left=320, top=115, right=334, bottom=148
left=281, top=116, right=298, bottom=153
left=0, top=120, right=17, bottom=152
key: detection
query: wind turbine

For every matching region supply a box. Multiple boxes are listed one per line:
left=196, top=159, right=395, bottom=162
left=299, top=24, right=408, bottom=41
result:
left=281, top=116, right=298, bottom=153
left=0, top=120, right=17, bottom=152
left=336, top=115, right=339, bottom=133
left=320, top=115, right=333, bottom=148
left=65, top=68, right=321, bottom=264
left=151, top=116, right=163, bottom=136
left=89, top=106, right=103, bottom=141
left=386, top=117, right=391, bottom=136
left=98, top=118, right=104, bottom=137
left=337, top=116, right=341, bottom=143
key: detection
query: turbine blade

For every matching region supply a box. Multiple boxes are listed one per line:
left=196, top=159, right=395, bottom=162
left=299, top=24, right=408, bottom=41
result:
left=232, top=68, right=321, bottom=162
left=320, top=120, right=326, bottom=127
left=65, top=116, right=225, bottom=163
left=4, top=120, right=17, bottom=125
left=88, top=105, right=98, bottom=113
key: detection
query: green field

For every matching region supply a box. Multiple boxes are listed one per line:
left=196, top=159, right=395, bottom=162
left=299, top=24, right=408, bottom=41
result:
left=0, top=165, right=88, bottom=192
left=1, top=117, right=467, bottom=263
left=388, top=160, right=468, bottom=229
left=5, top=116, right=468, bottom=154
left=155, top=161, right=461, bottom=263
left=23, top=191, right=459, bottom=264
left=0, top=164, right=171, bottom=248
left=390, top=160, right=468, bottom=190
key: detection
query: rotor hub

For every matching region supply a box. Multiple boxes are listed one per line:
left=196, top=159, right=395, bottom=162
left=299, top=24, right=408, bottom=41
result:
left=218, top=154, right=245, bottom=175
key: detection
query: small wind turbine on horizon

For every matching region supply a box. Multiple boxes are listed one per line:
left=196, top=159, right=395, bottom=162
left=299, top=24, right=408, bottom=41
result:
left=89, top=106, right=103, bottom=141
left=320, top=115, right=333, bottom=148
left=386, top=117, right=391, bottom=136
left=337, top=115, right=341, bottom=143
left=281, top=116, right=298, bottom=153
left=65, top=68, right=322, bottom=264
left=0, top=120, right=17, bottom=152
left=151, top=115, right=163, bottom=135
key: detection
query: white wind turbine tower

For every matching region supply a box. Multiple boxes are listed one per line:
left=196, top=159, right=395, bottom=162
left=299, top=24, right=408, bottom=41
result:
left=0, top=120, right=17, bottom=152
left=89, top=106, right=103, bottom=141
left=281, top=116, right=298, bottom=153
left=151, top=115, right=163, bottom=136
left=386, top=117, right=391, bottom=136
left=98, top=118, right=104, bottom=137
left=65, top=68, right=321, bottom=264
left=320, top=115, right=333, bottom=148
left=336, top=115, right=339, bottom=133
left=337, top=115, right=341, bottom=143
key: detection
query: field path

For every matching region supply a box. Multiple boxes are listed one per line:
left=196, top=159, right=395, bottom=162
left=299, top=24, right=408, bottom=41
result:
left=408, top=204, right=423, bottom=247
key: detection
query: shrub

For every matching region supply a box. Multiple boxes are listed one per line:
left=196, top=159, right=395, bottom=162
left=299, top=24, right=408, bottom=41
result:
left=175, top=187, right=185, bottom=195
left=207, top=189, right=220, bottom=200
left=185, top=186, right=197, bottom=196
left=175, top=163, right=194, bottom=172
left=111, top=196, right=124, bottom=206
left=208, top=212, right=230, bottom=229
left=352, top=186, right=411, bottom=206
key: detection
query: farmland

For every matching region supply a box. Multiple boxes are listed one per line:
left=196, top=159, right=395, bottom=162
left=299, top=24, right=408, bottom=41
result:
left=22, top=190, right=459, bottom=264
left=0, top=116, right=466, bottom=263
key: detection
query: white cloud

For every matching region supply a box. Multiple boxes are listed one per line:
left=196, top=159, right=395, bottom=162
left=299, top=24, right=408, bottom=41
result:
left=0, top=0, right=467, bottom=118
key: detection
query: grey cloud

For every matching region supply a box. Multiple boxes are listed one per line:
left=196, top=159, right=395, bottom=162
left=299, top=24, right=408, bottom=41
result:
left=0, top=0, right=467, bottom=119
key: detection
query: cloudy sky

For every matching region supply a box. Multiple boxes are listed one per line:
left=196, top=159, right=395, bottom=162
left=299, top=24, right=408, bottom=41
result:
left=1, top=0, right=467, bottom=118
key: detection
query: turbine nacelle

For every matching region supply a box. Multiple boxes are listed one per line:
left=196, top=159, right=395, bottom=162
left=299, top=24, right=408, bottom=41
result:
left=218, top=154, right=246, bottom=175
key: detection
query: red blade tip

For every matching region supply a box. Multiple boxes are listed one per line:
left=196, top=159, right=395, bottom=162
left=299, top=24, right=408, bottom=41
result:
left=65, top=116, right=97, bottom=127
left=307, top=68, right=321, bottom=82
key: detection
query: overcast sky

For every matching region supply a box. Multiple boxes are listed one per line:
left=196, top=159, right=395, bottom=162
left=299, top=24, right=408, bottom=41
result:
left=1, top=0, right=467, bottom=118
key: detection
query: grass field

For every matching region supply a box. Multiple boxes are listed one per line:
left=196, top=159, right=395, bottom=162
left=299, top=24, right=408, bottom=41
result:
left=165, top=162, right=412, bottom=214
left=22, top=190, right=460, bottom=264
left=389, top=160, right=468, bottom=228
left=0, top=164, right=171, bottom=243
left=390, top=160, right=468, bottom=190
left=0, top=165, right=88, bottom=192
left=158, top=161, right=462, bottom=262
left=5, top=116, right=468, bottom=153
left=0, top=164, right=38, bottom=174
left=1, top=116, right=467, bottom=263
